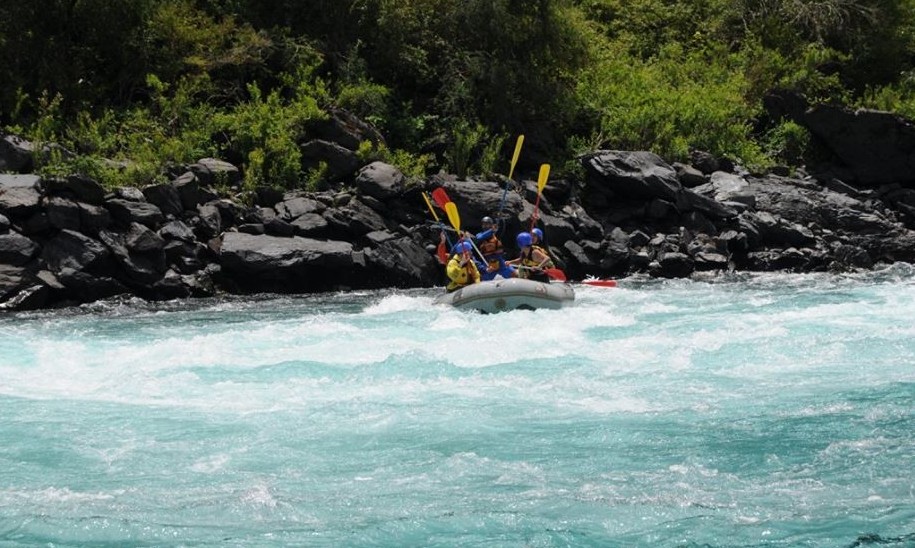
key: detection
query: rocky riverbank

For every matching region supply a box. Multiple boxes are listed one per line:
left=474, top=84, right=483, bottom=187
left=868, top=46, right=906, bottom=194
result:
left=3, top=101, right=915, bottom=311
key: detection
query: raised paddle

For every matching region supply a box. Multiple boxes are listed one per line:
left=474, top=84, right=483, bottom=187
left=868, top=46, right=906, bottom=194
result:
left=530, top=163, right=550, bottom=231
left=422, top=191, right=450, bottom=264
left=435, top=191, right=489, bottom=264
left=431, top=187, right=451, bottom=210
left=444, top=201, right=460, bottom=232
left=508, top=134, right=524, bottom=181
left=443, top=201, right=488, bottom=265
left=497, top=135, right=525, bottom=216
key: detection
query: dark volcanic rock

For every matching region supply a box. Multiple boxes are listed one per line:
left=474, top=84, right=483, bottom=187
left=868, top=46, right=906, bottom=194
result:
left=106, top=199, right=165, bottom=228
left=44, top=175, right=106, bottom=205
left=41, top=230, right=109, bottom=274
left=355, top=162, right=405, bottom=200
left=47, top=196, right=82, bottom=231
left=300, top=139, right=362, bottom=182
left=143, top=183, right=184, bottom=217
left=0, top=232, right=39, bottom=266
left=802, top=105, right=915, bottom=188
left=0, top=134, right=35, bottom=173
left=219, top=232, right=354, bottom=291
left=0, top=175, right=43, bottom=218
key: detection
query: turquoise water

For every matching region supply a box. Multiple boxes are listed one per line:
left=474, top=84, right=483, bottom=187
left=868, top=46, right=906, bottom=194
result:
left=1, top=267, right=914, bottom=547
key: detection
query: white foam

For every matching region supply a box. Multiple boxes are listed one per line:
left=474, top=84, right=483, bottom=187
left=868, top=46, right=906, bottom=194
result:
left=2, top=274, right=915, bottom=415
left=362, top=294, right=433, bottom=315
left=0, top=487, right=118, bottom=504
left=191, top=453, right=231, bottom=473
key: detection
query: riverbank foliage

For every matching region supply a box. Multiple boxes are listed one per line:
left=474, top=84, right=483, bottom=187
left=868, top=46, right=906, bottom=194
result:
left=1, top=0, right=914, bottom=188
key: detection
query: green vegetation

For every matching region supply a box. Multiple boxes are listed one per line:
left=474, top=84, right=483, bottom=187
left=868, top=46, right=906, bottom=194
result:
left=1, top=0, right=914, bottom=188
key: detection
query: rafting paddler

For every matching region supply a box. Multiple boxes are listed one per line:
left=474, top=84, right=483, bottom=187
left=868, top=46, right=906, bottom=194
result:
left=530, top=226, right=564, bottom=271
left=446, top=241, right=482, bottom=292
left=473, top=216, right=516, bottom=281
left=507, top=232, right=552, bottom=283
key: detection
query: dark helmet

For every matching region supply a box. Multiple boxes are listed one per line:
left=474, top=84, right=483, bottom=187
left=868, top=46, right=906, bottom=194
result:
left=482, top=216, right=495, bottom=225
left=452, top=241, right=472, bottom=254
left=516, top=232, right=533, bottom=248
left=532, top=228, right=544, bottom=241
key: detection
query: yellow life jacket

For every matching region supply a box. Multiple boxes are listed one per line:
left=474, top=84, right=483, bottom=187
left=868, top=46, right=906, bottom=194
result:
left=532, top=245, right=555, bottom=268
left=446, top=254, right=481, bottom=292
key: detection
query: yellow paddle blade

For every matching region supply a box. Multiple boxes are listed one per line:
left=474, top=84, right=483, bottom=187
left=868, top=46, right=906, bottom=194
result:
left=421, top=192, right=440, bottom=221
left=444, top=202, right=460, bottom=232
left=537, top=163, right=550, bottom=194
left=508, top=135, right=524, bottom=180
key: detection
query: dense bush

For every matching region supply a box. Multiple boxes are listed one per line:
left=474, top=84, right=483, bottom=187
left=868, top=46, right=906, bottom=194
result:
left=1, top=0, right=914, bottom=188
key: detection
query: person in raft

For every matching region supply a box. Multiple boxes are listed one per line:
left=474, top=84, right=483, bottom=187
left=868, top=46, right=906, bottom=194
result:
left=531, top=228, right=562, bottom=268
left=507, top=232, right=553, bottom=283
left=446, top=241, right=481, bottom=292
left=473, top=216, right=517, bottom=281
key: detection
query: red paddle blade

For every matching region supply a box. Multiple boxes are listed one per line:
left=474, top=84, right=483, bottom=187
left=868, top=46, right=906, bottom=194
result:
left=436, top=241, right=448, bottom=264
left=545, top=268, right=567, bottom=282
left=431, top=188, right=451, bottom=209
left=582, top=279, right=618, bottom=287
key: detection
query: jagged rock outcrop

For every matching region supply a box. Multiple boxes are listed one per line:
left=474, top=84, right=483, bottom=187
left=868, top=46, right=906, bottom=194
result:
left=3, top=99, right=915, bottom=311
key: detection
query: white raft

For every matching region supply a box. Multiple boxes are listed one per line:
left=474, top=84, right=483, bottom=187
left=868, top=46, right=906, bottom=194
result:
left=434, top=278, right=575, bottom=313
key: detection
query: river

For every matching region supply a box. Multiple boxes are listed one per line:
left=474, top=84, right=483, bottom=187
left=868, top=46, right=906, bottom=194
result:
left=1, top=267, right=913, bottom=546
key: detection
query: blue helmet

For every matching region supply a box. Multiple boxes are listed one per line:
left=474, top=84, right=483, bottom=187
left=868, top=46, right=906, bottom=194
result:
left=532, top=228, right=544, bottom=241
left=516, top=232, right=532, bottom=247
left=452, top=241, right=472, bottom=254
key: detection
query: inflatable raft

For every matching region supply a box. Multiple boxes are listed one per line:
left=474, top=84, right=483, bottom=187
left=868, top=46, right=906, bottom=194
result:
left=434, top=278, right=575, bottom=313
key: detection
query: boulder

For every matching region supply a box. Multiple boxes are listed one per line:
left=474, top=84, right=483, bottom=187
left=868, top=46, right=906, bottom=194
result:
left=0, top=175, right=43, bottom=218
left=362, top=236, right=440, bottom=287
left=0, top=134, right=34, bottom=173
left=106, top=199, right=164, bottom=227
left=98, top=229, right=167, bottom=284
left=300, top=139, right=362, bottom=182
left=655, top=251, right=694, bottom=278
left=0, top=264, right=26, bottom=299
left=219, top=232, right=354, bottom=291
left=114, top=187, right=147, bottom=201
left=290, top=213, right=329, bottom=236
left=143, top=183, right=184, bottom=217
left=581, top=150, right=681, bottom=201
left=674, top=162, right=707, bottom=187
left=0, top=284, right=50, bottom=311
left=264, top=217, right=295, bottom=237
left=355, top=162, right=405, bottom=200
left=159, top=220, right=196, bottom=243
left=322, top=198, right=388, bottom=237
left=47, top=196, right=82, bottom=231
left=193, top=203, right=222, bottom=240
left=78, top=202, right=111, bottom=234
left=41, top=230, right=109, bottom=273
left=276, top=196, right=322, bottom=220
left=43, top=175, right=106, bottom=204
left=191, top=158, right=242, bottom=187
left=126, top=222, right=165, bottom=252
left=0, top=232, right=39, bottom=266
left=801, top=105, right=915, bottom=188
left=56, top=267, right=128, bottom=302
